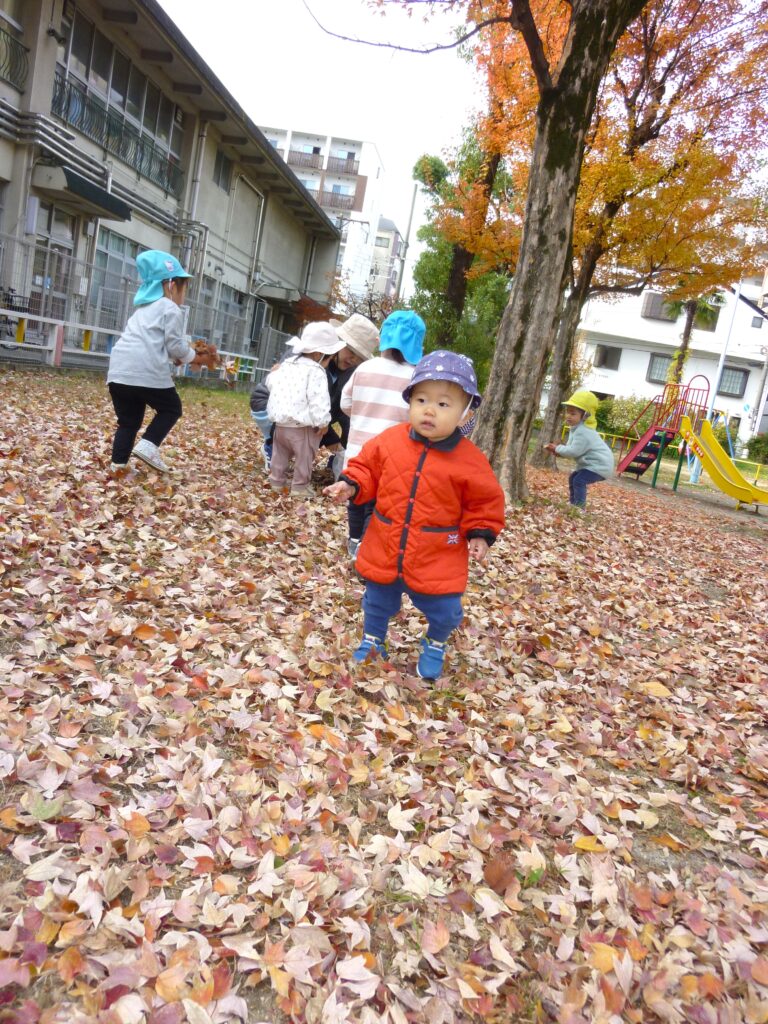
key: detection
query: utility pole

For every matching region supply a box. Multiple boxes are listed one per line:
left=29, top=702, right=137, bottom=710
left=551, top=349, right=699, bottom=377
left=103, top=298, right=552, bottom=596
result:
left=394, top=182, right=418, bottom=305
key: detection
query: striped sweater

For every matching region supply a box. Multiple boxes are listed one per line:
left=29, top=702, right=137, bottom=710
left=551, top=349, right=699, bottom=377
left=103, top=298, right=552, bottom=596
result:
left=340, top=356, right=415, bottom=467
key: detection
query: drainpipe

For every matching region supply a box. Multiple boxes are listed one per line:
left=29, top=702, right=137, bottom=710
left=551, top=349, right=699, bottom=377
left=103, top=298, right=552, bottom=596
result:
left=185, top=120, right=207, bottom=288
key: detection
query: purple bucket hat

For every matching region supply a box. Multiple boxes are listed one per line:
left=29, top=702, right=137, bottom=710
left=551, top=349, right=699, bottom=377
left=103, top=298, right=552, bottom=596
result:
left=402, top=350, right=482, bottom=410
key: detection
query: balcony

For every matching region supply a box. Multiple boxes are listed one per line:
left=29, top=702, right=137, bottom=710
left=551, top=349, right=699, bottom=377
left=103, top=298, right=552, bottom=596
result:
left=51, top=73, right=183, bottom=197
left=287, top=149, right=323, bottom=170
left=320, top=190, right=354, bottom=211
left=0, top=25, right=28, bottom=92
left=327, top=156, right=359, bottom=175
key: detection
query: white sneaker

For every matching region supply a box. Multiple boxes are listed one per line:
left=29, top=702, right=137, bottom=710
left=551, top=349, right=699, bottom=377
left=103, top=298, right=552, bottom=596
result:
left=347, top=538, right=360, bottom=558
left=133, top=438, right=169, bottom=473
left=110, top=462, right=128, bottom=472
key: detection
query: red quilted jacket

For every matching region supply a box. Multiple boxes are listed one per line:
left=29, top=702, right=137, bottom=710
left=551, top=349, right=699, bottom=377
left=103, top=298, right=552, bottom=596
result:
left=341, top=423, right=505, bottom=595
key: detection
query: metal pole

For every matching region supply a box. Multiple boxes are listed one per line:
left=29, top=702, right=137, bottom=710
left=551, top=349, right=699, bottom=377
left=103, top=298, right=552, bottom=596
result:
left=651, top=431, right=667, bottom=488
left=394, top=182, right=418, bottom=304
left=672, top=445, right=685, bottom=491
left=691, top=282, right=742, bottom=483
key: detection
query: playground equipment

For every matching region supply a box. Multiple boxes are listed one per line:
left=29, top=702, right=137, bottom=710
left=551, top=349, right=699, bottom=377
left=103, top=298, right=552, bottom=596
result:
left=616, top=376, right=710, bottom=484
left=678, top=416, right=768, bottom=511
left=615, top=375, right=767, bottom=511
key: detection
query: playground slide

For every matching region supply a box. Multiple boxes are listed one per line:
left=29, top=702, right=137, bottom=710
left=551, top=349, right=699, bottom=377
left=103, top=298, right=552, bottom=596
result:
left=679, top=416, right=768, bottom=509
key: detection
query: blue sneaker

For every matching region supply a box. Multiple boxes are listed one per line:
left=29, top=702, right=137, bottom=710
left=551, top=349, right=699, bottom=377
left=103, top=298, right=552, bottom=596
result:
left=417, top=637, right=447, bottom=679
left=352, top=634, right=387, bottom=662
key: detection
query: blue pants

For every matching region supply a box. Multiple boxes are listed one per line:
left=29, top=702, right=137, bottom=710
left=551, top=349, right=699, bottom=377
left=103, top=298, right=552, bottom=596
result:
left=362, top=580, right=463, bottom=643
left=569, top=469, right=604, bottom=507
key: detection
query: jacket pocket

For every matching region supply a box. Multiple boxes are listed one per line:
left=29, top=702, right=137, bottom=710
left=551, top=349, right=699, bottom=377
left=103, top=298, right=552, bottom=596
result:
left=373, top=508, right=393, bottom=525
left=420, top=524, right=459, bottom=534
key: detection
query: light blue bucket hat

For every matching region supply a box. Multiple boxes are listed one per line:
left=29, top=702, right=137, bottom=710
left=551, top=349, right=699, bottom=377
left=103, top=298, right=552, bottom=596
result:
left=133, top=250, right=192, bottom=306
left=379, top=310, right=425, bottom=365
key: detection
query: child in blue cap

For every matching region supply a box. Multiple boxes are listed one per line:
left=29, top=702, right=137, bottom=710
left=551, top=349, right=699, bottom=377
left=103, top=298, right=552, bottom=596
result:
left=106, top=250, right=209, bottom=473
left=325, top=350, right=505, bottom=680
left=339, top=309, right=426, bottom=557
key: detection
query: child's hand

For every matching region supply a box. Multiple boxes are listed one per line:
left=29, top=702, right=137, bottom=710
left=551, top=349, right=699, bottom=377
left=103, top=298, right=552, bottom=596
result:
left=468, top=538, right=489, bottom=562
left=324, top=481, right=355, bottom=502
left=544, top=443, right=558, bottom=454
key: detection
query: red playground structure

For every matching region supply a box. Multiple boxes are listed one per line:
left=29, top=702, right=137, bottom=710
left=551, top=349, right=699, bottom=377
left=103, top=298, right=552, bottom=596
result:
left=616, top=376, right=710, bottom=479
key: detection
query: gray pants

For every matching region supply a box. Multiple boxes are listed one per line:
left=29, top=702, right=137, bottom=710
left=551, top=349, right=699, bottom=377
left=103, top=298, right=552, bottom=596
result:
left=268, top=424, right=320, bottom=488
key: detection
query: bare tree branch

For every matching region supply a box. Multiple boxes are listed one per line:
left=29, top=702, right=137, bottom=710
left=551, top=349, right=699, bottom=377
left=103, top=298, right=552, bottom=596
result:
left=300, top=0, right=512, bottom=55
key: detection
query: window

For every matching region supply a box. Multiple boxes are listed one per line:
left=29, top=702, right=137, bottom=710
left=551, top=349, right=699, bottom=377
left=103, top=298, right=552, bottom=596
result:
left=110, top=51, right=130, bottom=109
left=69, top=11, right=93, bottom=80
left=213, top=150, right=233, bottom=191
left=375, top=235, right=389, bottom=248
left=641, top=291, right=677, bottom=322
left=90, top=228, right=143, bottom=330
left=593, top=344, right=621, bottom=370
left=752, top=316, right=764, bottom=329
left=89, top=29, right=112, bottom=95
left=729, top=416, right=741, bottom=435
left=717, top=367, right=748, bottom=399
left=126, top=66, right=145, bottom=121
left=143, top=82, right=160, bottom=134
left=647, top=353, right=672, bottom=384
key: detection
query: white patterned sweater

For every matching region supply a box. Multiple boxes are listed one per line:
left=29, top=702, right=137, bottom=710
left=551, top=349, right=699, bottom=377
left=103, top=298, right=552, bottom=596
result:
left=266, top=356, right=330, bottom=429
left=340, top=356, right=415, bottom=468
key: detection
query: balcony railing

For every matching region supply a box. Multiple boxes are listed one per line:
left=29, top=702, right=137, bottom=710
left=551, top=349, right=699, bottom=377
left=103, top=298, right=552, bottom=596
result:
left=51, top=73, right=183, bottom=197
left=0, top=25, right=28, bottom=92
left=327, top=156, right=359, bottom=175
left=287, top=150, right=323, bottom=169
left=320, top=190, right=354, bottom=211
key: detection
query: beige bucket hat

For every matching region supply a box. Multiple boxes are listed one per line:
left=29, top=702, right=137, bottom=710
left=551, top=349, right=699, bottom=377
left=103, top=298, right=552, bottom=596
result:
left=336, top=313, right=379, bottom=360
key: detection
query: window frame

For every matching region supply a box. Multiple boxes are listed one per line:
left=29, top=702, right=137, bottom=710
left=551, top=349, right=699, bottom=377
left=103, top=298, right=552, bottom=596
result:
left=717, top=366, right=749, bottom=399
left=213, top=149, right=233, bottom=192
left=647, top=353, right=673, bottom=384
left=593, top=344, right=621, bottom=371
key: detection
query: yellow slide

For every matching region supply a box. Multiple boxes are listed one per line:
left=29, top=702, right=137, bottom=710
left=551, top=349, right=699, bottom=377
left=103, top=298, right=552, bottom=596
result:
left=679, top=416, right=768, bottom=510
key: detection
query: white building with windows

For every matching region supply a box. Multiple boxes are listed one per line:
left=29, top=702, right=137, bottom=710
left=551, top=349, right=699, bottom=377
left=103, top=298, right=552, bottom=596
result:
left=259, top=126, right=385, bottom=298
left=0, top=0, right=339, bottom=363
left=371, top=217, right=403, bottom=300
left=575, top=275, right=768, bottom=443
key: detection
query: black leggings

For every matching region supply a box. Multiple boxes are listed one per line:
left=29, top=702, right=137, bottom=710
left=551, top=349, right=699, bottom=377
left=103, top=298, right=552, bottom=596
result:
left=108, top=382, right=182, bottom=463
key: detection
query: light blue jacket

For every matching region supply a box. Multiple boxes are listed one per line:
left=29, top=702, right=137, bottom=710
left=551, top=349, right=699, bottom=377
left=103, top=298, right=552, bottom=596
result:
left=555, top=423, right=614, bottom=477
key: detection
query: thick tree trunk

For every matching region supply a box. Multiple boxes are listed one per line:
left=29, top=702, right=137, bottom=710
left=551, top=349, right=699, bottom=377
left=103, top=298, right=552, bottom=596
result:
left=529, top=288, right=584, bottom=467
left=473, top=0, right=646, bottom=502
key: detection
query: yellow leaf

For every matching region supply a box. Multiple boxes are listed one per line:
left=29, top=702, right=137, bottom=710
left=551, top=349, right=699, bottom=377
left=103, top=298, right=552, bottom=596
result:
left=268, top=966, right=291, bottom=997
left=155, top=964, right=190, bottom=1003
left=639, top=681, right=672, bottom=698
left=35, top=918, right=60, bottom=945
left=213, top=874, right=239, bottom=896
left=272, top=834, right=291, bottom=856
left=589, top=942, right=618, bottom=973
left=574, top=835, right=607, bottom=853
left=124, top=812, right=151, bottom=838
left=636, top=810, right=659, bottom=829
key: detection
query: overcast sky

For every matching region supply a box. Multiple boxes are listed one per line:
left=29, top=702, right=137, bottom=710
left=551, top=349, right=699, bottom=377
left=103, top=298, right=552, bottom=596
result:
left=156, top=0, right=484, bottom=297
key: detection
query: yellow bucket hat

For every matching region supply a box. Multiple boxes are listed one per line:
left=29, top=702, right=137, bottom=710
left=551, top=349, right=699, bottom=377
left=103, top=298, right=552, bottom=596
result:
left=562, top=389, right=599, bottom=428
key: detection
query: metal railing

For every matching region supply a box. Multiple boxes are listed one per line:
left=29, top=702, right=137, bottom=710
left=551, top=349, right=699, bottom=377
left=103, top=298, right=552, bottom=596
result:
left=320, top=190, right=354, bottom=210
left=287, top=150, right=322, bottom=169
left=51, top=73, right=183, bottom=197
left=0, top=232, right=274, bottom=358
left=0, top=25, right=27, bottom=92
left=327, top=156, right=359, bottom=175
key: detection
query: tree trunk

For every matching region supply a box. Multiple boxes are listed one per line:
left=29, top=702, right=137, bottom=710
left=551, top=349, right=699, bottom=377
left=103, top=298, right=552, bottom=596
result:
left=669, top=299, right=697, bottom=383
left=436, top=151, right=503, bottom=348
left=472, top=0, right=646, bottom=502
left=529, top=288, right=584, bottom=467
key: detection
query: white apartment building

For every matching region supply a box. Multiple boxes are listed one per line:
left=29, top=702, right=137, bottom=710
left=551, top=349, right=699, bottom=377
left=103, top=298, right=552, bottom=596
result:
left=575, top=274, right=768, bottom=443
left=259, top=126, right=385, bottom=299
left=371, top=216, right=402, bottom=300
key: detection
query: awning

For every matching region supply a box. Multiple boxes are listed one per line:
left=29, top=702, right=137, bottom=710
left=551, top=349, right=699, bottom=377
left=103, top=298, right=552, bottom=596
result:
left=259, top=285, right=300, bottom=302
left=32, top=165, right=132, bottom=221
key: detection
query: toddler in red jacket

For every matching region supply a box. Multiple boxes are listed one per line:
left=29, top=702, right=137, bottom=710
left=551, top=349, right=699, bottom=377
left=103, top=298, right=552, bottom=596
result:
left=324, top=351, right=505, bottom=680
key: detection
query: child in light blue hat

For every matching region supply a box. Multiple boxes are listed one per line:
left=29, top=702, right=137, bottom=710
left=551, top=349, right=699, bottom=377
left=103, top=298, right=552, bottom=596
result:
left=106, top=250, right=210, bottom=473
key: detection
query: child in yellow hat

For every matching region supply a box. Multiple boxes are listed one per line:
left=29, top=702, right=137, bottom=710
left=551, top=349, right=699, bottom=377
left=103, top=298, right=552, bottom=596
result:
left=544, top=390, right=614, bottom=510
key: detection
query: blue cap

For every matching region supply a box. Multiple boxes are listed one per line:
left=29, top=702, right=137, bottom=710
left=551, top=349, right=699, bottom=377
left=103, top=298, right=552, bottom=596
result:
left=133, top=250, right=192, bottom=306
left=379, top=310, right=425, bottom=365
left=403, top=350, right=482, bottom=409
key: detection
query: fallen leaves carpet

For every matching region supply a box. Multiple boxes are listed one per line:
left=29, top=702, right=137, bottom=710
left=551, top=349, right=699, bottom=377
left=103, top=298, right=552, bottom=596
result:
left=0, top=368, right=767, bottom=1024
